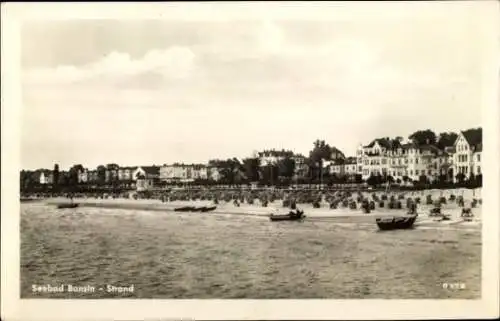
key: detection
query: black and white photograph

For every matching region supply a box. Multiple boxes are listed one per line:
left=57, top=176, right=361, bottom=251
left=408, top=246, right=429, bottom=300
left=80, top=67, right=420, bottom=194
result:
left=2, top=1, right=499, bottom=320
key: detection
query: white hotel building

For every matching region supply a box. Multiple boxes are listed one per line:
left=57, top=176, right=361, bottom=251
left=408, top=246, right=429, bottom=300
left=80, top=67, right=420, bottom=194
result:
left=350, top=129, right=482, bottom=184
left=453, top=130, right=482, bottom=181
left=159, top=164, right=213, bottom=183
left=355, top=138, right=457, bottom=183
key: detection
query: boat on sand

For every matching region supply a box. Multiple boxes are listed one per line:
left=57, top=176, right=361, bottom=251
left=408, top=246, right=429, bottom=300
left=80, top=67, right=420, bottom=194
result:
left=174, top=206, right=196, bottom=212
left=57, top=203, right=79, bottom=209
left=269, top=210, right=306, bottom=222
left=174, top=206, right=217, bottom=213
left=200, top=206, right=217, bottom=212
left=376, top=215, right=417, bottom=230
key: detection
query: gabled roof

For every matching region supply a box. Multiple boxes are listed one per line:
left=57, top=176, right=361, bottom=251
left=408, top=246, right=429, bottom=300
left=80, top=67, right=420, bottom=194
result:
left=461, top=128, right=482, bottom=149
left=330, top=147, right=346, bottom=158
left=401, top=143, right=416, bottom=150
left=120, top=166, right=138, bottom=170
left=345, top=157, right=357, bottom=164
left=474, top=143, right=482, bottom=153
left=139, top=166, right=160, bottom=175
left=364, top=138, right=394, bottom=150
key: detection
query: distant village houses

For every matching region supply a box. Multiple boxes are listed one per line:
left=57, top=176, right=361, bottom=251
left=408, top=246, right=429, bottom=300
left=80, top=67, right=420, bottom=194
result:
left=20, top=127, right=482, bottom=192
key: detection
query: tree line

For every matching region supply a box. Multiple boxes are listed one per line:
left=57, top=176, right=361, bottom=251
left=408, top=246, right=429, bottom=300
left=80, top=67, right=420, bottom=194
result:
left=20, top=128, right=482, bottom=192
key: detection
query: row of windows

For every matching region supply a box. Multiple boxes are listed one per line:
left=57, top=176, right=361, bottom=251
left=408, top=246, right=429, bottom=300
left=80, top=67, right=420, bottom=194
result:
left=360, top=148, right=438, bottom=156
left=458, top=154, right=468, bottom=162
left=359, top=156, right=458, bottom=166
left=361, top=157, right=445, bottom=165
left=361, top=169, right=438, bottom=177
left=457, top=143, right=468, bottom=152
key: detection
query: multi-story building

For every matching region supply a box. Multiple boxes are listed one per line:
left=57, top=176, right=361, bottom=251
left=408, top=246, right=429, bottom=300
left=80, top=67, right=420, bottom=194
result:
left=257, top=150, right=294, bottom=166
left=291, top=154, right=309, bottom=180
left=105, top=165, right=119, bottom=183
left=191, top=164, right=208, bottom=180
left=160, top=164, right=186, bottom=182
left=357, top=138, right=393, bottom=179
left=77, top=168, right=88, bottom=183
left=406, top=144, right=442, bottom=182
left=430, top=150, right=453, bottom=182
left=357, top=137, right=455, bottom=183
left=326, top=159, right=345, bottom=176
left=118, top=166, right=137, bottom=181
left=160, top=163, right=210, bottom=183
left=472, top=144, right=482, bottom=176
left=134, top=166, right=160, bottom=190
left=326, top=156, right=357, bottom=177
left=343, top=157, right=358, bottom=176
left=38, top=170, right=54, bottom=185
left=453, top=129, right=482, bottom=181
left=87, top=170, right=99, bottom=183
left=208, top=166, right=221, bottom=181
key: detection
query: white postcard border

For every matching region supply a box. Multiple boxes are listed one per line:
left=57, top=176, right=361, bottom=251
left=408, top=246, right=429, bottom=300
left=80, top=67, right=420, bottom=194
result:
left=1, top=2, right=499, bottom=320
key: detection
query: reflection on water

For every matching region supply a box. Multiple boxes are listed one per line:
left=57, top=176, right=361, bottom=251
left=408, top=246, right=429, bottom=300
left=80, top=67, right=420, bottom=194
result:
left=21, top=203, right=481, bottom=299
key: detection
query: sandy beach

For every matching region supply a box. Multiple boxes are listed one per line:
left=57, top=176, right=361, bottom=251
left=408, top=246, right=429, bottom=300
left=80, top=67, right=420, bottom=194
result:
left=42, top=187, right=482, bottom=226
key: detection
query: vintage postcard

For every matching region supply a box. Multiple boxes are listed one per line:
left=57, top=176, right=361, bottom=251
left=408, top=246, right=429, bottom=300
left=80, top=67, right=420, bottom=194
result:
left=1, top=1, right=499, bottom=320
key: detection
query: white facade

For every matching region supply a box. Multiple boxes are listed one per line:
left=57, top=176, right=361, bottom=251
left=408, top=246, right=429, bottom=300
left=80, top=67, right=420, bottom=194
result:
left=453, top=132, right=474, bottom=181
left=406, top=147, right=431, bottom=181
left=355, top=137, right=461, bottom=183
left=160, top=165, right=189, bottom=181
left=356, top=141, right=392, bottom=179
left=78, top=169, right=88, bottom=183
left=160, top=164, right=209, bottom=182
left=327, top=159, right=357, bottom=176
left=473, top=151, right=481, bottom=176
left=192, top=166, right=208, bottom=180
left=39, top=171, right=53, bottom=184
left=429, top=153, right=453, bottom=181
left=136, top=178, right=154, bottom=191
left=117, top=167, right=136, bottom=181
left=208, top=167, right=221, bottom=181
left=292, top=155, right=309, bottom=178
left=259, top=155, right=283, bottom=166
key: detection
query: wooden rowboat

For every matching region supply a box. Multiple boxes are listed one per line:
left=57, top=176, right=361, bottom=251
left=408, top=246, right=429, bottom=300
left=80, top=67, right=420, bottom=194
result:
left=174, top=206, right=217, bottom=212
left=200, top=206, right=217, bottom=212
left=269, top=210, right=306, bottom=222
left=174, top=206, right=196, bottom=212
left=376, top=215, right=417, bottom=230
left=57, top=203, right=79, bottom=209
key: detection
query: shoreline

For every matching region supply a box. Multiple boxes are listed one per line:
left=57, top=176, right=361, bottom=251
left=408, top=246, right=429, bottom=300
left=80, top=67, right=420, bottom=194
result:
left=37, top=197, right=482, bottom=227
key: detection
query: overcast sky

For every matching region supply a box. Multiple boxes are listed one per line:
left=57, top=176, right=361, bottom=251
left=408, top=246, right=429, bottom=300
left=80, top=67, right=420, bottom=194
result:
left=20, top=4, right=487, bottom=170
